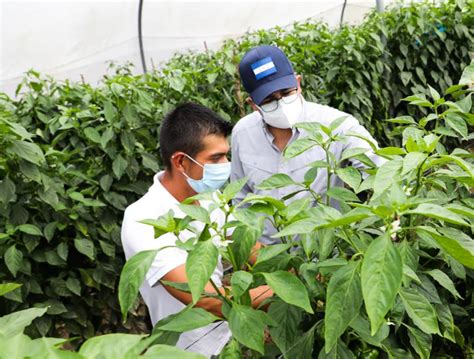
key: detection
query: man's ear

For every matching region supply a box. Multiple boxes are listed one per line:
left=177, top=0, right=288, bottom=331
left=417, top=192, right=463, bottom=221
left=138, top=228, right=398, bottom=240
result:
left=296, top=74, right=302, bottom=94
left=246, top=97, right=259, bottom=112
left=170, top=153, right=186, bottom=173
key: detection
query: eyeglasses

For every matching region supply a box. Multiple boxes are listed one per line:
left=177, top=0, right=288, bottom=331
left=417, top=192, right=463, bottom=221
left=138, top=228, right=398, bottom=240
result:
left=259, top=90, right=299, bottom=112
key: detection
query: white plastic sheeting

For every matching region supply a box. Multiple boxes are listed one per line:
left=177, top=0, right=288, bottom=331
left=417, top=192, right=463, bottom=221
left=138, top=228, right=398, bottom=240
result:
left=2, top=0, right=398, bottom=96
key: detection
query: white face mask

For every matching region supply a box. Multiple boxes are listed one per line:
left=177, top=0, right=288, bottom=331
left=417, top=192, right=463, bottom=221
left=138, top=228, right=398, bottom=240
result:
left=259, top=95, right=304, bottom=129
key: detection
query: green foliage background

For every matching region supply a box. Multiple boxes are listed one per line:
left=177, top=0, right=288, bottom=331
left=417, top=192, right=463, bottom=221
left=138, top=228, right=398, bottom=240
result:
left=0, top=0, right=472, bottom=341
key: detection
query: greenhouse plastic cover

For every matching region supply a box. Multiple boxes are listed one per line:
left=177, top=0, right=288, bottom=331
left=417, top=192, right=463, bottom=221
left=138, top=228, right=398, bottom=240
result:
left=1, top=0, right=425, bottom=97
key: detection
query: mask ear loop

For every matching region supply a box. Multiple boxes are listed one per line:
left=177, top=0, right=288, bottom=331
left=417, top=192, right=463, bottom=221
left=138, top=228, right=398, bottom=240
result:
left=183, top=153, right=204, bottom=168
left=173, top=153, right=204, bottom=180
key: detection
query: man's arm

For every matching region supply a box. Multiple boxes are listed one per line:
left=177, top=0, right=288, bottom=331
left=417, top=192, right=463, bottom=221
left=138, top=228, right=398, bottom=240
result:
left=160, top=263, right=272, bottom=318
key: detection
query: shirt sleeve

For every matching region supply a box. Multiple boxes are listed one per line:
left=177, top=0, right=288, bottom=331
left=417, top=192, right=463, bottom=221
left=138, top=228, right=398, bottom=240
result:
left=121, top=211, right=187, bottom=288
left=230, top=130, right=253, bottom=205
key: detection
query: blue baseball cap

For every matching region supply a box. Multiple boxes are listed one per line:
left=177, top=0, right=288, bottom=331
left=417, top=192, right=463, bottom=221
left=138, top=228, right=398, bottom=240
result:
left=239, top=45, right=297, bottom=106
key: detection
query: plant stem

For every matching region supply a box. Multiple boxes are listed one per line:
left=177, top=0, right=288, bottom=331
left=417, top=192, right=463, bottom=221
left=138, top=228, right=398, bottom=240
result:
left=209, top=277, right=232, bottom=306
left=325, top=146, right=332, bottom=206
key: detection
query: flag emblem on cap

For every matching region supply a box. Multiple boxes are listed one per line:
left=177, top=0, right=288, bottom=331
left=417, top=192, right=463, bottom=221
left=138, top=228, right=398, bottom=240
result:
left=251, top=57, right=277, bottom=80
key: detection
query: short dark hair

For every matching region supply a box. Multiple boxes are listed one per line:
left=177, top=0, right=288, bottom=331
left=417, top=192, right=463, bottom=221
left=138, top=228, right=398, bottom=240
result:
left=159, top=102, right=233, bottom=169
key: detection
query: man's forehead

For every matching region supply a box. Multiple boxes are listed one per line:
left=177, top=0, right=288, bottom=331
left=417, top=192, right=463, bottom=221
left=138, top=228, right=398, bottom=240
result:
left=200, top=134, right=229, bottom=152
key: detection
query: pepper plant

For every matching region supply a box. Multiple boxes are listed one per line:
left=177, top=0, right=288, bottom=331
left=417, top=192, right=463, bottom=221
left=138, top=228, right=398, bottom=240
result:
left=119, top=80, right=473, bottom=358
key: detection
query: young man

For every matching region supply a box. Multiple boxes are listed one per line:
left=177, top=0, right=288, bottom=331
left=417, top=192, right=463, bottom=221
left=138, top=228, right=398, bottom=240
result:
left=231, top=45, right=386, bottom=244
left=121, top=103, right=270, bottom=356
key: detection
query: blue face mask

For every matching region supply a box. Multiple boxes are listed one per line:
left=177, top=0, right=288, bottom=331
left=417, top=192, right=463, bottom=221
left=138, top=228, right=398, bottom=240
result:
left=183, top=154, right=231, bottom=193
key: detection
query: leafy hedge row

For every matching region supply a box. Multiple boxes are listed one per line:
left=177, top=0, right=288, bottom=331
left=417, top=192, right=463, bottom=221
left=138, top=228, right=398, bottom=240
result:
left=0, top=0, right=472, bottom=341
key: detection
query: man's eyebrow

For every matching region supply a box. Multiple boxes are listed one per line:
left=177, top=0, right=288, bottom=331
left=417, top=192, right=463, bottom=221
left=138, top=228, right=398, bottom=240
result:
left=263, top=88, right=297, bottom=102
left=209, top=152, right=227, bottom=157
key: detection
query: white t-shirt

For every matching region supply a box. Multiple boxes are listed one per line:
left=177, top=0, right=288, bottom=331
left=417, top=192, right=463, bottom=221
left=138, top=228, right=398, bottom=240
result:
left=121, top=172, right=231, bottom=357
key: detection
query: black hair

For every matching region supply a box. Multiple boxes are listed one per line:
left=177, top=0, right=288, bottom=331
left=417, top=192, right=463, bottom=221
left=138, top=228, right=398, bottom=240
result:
left=159, top=102, right=233, bottom=169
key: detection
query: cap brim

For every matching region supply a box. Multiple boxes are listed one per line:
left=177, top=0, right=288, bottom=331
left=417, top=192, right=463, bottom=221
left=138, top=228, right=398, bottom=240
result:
left=250, top=74, right=298, bottom=106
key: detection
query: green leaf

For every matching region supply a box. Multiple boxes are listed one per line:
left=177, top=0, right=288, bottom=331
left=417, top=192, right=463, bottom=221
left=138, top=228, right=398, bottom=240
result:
left=255, top=242, right=294, bottom=265
left=435, top=303, right=456, bottom=342
left=5, top=245, right=23, bottom=277
left=66, top=277, right=81, bottom=296
left=100, top=127, right=115, bottom=148
left=284, top=323, right=316, bottom=358
left=0, top=176, right=16, bottom=204
left=112, top=154, right=128, bottom=179
left=99, top=174, right=113, bottom=192
left=456, top=93, right=472, bottom=112
left=83, top=127, right=101, bottom=143
left=186, top=240, right=218, bottom=303
left=57, top=242, right=68, bottom=261
left=230, top=271, right=253, bottom=299
left=428, top=85, right=441, bottom=102
left=385, top=116, right=416, bottom=125
left=157, top=307, right=220, bottom=332
left=283, top=138, right=316, bottom=159
left=303, top=166, right=318, bottom=186
left=17, top=224, right=42, bottom=236
left=74, top=238, right=95, bottom=260
left=228, top=224, right=259, bottom=269
left=169, top=76, right=186, bottom=93
left=336, top=167, right=361, bottom=190
left=407, top=325, right=432, bottom=359
left=178, top=204, right=210, bottom=224
left=268, top=301, right=303, bottom=354
left=140, top=210, right=176, bottom=238
left=0, top=307, right=47, bottom=338
left=326, top=186, right=360, bottom=202
left=222, top=177, right=247, bottom=202
left=459, top=61, right=474, bottom=86
left=375, top=147, right=407, bottom=156
left=282, top=198, right=311, bottom=220
left=272, top=218, right=321, bottom=238
left=399, top=287, right=440, bottom=334
left=219, top=339, right=241, bottom=359
left=0, top=283, right=22, bottom=297
left=325, top=261, right=362, bottom=353
left=44, top=222, right=58, bottom=242
left=79, top=333, right=145, bottom=359
left=257, top=173, right=298, bottom=190
left=339, top=147, right=369, bottom=162
left=329, top=116, right=348, bottom=131
left=141, top=153, right=160, bottom=172
left=445, top=113, right=468, bottom=139
left=103, top=101, right=117, bottom=122
left=262, top=271, right=313, bottom=313
left=426, top=269, right=462, bottom=299
left=361, top=234, right=402, bottom=335
left=8, top=140, right=45, bottom=164
left=417, top=227, right=474, bottom=269
left=406, top=204, right=469, bottom=226
left=324, top=208, right=371, bottom=228
left=228, top=304, right=267, bottom=354
left=349, top=314, right=389, bottom=347
left=318, top=338, right=352, bottom=359
left=373, top=158, right=402, bottom=197
left=401, top=152, right=427, bottom=177
left=119, top=249, right=158, bottom=320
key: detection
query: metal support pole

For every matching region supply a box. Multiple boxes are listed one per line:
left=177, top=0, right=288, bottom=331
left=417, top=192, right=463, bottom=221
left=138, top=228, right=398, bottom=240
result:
left=376, top=0, right=385, bottom=13
left=138, top=0, right=147, bottom=74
